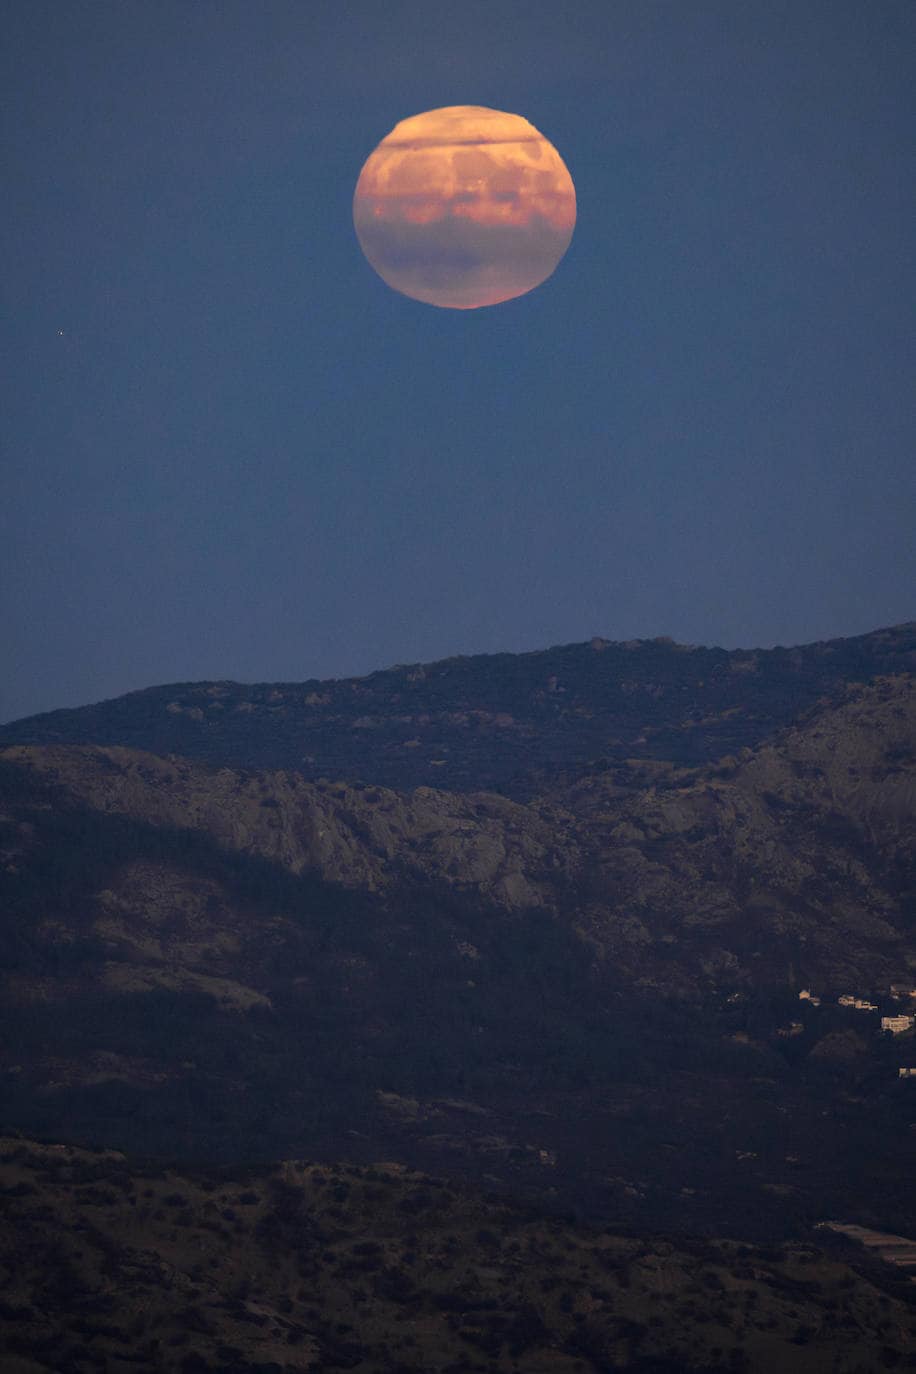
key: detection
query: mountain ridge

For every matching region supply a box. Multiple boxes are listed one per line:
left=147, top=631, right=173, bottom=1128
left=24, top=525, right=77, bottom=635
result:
left=3, top=621, right=914, bottom=798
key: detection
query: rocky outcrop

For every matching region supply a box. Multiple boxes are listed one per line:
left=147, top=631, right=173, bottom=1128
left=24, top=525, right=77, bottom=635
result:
left=570, top=677, right=916, bottom=988
left=0, top=743, right=580, bottom=910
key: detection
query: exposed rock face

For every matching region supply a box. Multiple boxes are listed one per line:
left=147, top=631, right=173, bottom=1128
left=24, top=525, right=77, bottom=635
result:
left=567, top=677, right=916, bottom=989
left=0, top=744, right=579, bottom=910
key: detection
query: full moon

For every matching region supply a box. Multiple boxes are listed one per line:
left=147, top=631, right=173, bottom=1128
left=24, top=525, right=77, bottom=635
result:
left=353, top=105, right=576, bottom=310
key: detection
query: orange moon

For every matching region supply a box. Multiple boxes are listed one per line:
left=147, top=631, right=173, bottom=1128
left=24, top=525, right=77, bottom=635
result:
left=353, top=105, right=576, bottom=310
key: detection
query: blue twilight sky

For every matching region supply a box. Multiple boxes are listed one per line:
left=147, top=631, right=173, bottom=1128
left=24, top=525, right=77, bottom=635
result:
left=3, top=0, right=914, bottom=722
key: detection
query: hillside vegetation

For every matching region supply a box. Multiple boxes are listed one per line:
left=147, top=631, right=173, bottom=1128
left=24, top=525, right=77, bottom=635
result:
left=2, top=622, right=913, bottom=796
left=2, top=1135, right=913, bottom=1374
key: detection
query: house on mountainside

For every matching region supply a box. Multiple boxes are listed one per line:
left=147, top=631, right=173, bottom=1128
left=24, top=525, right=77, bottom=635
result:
left=882, top=1015, right=915, bottom=1034
left=838, top=995, right=877, bottom=1011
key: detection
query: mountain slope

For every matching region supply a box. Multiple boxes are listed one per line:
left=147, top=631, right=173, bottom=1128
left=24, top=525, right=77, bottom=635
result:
left=5, top=1135, right=914, bottom=1374
left=1, top=667, right=914, bottom=1241
left=3, top=623, right=914, bottom=796
left=4, top=672, right=913, bottom=995
left=564, top=675, right=916, bottom=991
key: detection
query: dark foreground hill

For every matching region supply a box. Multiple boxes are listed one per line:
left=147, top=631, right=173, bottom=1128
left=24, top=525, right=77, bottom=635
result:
left=2, top=622, right=914, bottom=796
left=2, top=1134, right=914, bottom=1374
